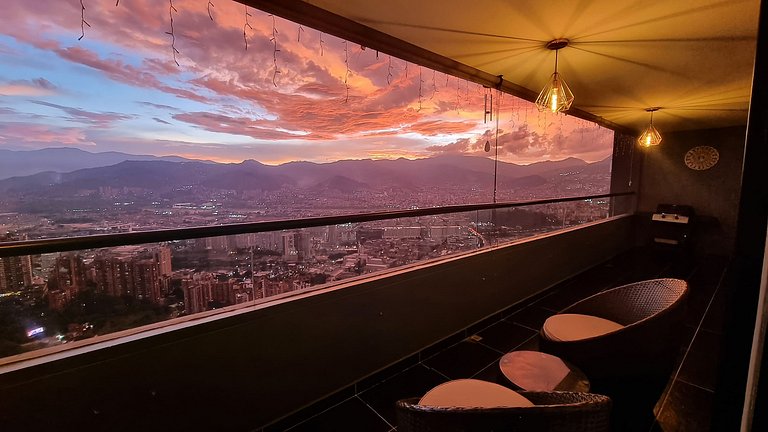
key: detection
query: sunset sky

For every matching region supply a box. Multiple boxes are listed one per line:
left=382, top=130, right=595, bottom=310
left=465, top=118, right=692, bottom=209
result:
left=0, top=0, right=614, bottom=165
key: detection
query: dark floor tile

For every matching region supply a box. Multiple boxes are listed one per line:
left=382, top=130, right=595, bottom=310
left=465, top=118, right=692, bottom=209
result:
left=465, top=312, right=504, bottom=336
left=562, top=267, right=621, bottom=293
left=359, top=364, right=447, bottom=425
left=422, top=339, right=502, bottom=379
left=507, top=306, right=554, bottom=330
left=534, top=287, right=591, bottom=311
left=655, top=380, right=714, bottom=432
left=475, top=320, right=536, bottom=353
left=471, top=361, right=503, bottom=383
left=356, top=354, right=420, bottom=393
left=264, top=386, right=356, bottom=432
left=701, top=290, right=727, bottom=333
left=418, top=331, right=466, bottom=361
left=515, top=334, right=540, bottom=352
left=685, top=289, right=718, bottom=327
left=689, top=328, right=723, bottom=355
left=677, top=347, right=721, bottom=392
left=284, top=397, right=391, bottom=432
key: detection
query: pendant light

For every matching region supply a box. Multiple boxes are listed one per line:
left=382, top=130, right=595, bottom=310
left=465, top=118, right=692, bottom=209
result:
left=638, top=108, right=662, bottom=147
left=535, top=39, right=574, bottom=114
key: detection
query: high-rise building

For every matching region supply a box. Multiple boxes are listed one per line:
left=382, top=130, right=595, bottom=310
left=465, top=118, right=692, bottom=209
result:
left=93, top=255, right=133, bottom=297
left=133, top=259, right=162, bottom=304
left=152, top=246, right=173, bottom=277
left=53, top=253, right=86, bottom=291
left=282, top=232, right=311, bottom=262
left=0, top=255, right=32, bottom=293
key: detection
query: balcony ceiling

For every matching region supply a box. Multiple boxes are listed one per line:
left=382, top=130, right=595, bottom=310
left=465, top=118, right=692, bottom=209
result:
left=303, top=0, right=759, bottom=133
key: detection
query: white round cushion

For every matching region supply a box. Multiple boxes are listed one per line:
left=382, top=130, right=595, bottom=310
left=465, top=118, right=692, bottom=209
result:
left=542, top=313, right=624, bottom=342
left=418, top=379, right=534, bottom=408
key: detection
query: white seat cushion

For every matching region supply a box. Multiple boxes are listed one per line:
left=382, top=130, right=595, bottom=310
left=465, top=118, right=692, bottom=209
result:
left=418, top=379, right=534, bottom=408
left=542, top=313, right=624, bottom=342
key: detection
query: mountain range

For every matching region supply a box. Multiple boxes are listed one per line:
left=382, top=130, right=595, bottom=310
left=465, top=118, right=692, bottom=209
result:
left=0, top=149, right=610, bottom=196
left=0, top=148, right=204, bottom=180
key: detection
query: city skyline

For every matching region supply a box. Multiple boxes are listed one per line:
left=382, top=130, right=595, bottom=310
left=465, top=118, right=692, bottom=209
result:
left=0, top=0, right=614, bottom=165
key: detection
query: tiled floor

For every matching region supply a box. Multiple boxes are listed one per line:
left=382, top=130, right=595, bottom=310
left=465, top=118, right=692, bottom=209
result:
left=260, top=246, right=728, bottom=431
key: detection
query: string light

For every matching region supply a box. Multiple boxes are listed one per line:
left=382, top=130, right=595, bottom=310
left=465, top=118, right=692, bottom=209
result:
left=387, top=56, right=394, bottom=85
left=207, top=1, right=214, bottom=21
left=431, top=70, right=438, bottom=100
left=343, top=40, right=350, bottom=103
left=243, top=6, right=252, bottom=51
left=270, top=15, right=281, bottom=87
left=297, top=25, right=304, bottom=42
left=418, top=67, right=423, bottom=111
left=456, top=78, right=461, bottom=113
left=319, top=32, right=325, bottom=56
left=78, top=0, right=91, bottom=41
left=165, top=0, right=180, bottom=66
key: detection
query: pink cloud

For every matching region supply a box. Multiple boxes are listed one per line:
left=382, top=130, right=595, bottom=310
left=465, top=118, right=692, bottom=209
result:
left=29, top=100, right=133, bottom=128
left=0, top=121, right=88, bottom=145
left=0, top=78, right=58, bottom=96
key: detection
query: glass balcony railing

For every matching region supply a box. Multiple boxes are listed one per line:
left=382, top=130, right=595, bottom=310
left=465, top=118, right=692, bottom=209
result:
left=0, top=192, right=632, bottom=363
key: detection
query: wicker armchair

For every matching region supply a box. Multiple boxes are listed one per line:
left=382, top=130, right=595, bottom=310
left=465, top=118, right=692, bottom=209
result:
left=539, top=278, right=689, bottom=431
left=396, top=392, right=612, bottom=432
left=539, top=278, right=688, bottom=380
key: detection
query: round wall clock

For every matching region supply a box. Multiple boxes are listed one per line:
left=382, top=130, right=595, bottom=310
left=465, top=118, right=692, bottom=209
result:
left=684, top=146, right=719, bottom=170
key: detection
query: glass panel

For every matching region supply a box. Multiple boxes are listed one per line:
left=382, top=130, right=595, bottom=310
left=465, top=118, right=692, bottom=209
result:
left=0, top=0, right=613, bottom=241
left=0, top=197, right=623, bottom=360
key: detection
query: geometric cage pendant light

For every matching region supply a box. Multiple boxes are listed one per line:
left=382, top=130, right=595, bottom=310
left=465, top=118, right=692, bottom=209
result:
left=637, top=108, right=662, bottom=147
left=535, top=39, right=574, bottom=114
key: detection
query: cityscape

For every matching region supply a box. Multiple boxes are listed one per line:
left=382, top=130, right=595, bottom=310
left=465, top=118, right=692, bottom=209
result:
left=0, top=149, right=612, bottom=358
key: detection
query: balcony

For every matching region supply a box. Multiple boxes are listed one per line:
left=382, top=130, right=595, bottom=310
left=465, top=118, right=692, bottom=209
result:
left=0, top=0, right=766, bottom=431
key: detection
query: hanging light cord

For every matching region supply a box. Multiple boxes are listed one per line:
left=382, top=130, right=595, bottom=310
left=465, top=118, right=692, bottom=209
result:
left=554, top=49, right=559, bottom=74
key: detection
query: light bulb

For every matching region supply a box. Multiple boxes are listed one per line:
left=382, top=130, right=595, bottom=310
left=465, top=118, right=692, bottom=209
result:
left=551, top=90, right=559, bottom=113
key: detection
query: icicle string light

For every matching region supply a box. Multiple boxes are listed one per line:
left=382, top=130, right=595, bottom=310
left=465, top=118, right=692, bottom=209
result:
left=405, top=62, right=408, bottom=79
left=343, top=40, right=350, bottom=103
left=431, top=70, right=437, bottom=100
left=207, top=1, right=214, bottom=21
left=456, top=78, right=461, bottom=113
left=319, top=32, right=325, bottom=56
left=116, top=0, right=120, bottom=6
left=78, top=0, right=91, bottom=41
left=165, top=0, right=180, bottom=66
left=465, top=80, right=469, bottom=104
left=243, top=6, right=253, bottom=51
left=418, top=67, right=423, bottom=111
left=297, top=25, right=304, bottom=42
left=387, top=56, right=394, bottom=85
left=270, top=15, right=280, bottom=87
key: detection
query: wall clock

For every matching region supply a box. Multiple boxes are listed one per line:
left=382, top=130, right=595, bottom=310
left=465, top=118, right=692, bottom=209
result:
left=684, top=146, right=719, bottom=170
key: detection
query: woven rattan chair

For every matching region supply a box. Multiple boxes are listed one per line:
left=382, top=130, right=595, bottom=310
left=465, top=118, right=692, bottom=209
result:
left=539, top=278, right=689, bottom=431
left=539, top=278, right=688, bottom=380
left=396, top=391, right=612, bottom=432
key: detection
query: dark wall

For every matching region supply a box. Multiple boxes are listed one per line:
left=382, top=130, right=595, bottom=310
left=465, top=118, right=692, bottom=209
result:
left=637, top=126, right=746, bottom=254
left=0, top=217, right=634, bottom=431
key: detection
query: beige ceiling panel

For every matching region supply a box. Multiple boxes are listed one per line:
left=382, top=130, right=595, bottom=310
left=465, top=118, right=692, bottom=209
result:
left=305, top=0, right=759, bottom=132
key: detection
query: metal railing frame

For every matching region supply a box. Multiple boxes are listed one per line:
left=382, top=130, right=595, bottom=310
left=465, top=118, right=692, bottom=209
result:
left=0, top=192, right=633, bottom=258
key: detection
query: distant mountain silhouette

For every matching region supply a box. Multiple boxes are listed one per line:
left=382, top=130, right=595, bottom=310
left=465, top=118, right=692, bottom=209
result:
left=0, top=152, right=610, bottom=196
left=0, top=148, right=207, bottom=180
